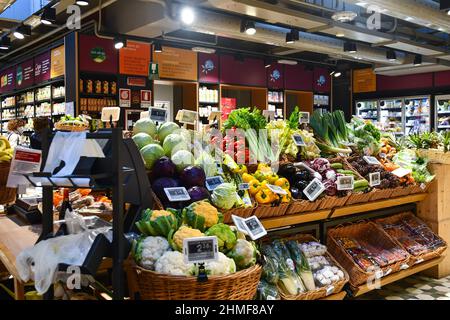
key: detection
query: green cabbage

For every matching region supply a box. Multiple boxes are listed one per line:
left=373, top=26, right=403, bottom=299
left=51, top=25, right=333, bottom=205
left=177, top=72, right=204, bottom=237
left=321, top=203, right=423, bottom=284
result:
left=195, top=152, right=218, bottom=177
left=211, top=183, right=239, bottom=210
left=205, top=223, right=237, bottom=253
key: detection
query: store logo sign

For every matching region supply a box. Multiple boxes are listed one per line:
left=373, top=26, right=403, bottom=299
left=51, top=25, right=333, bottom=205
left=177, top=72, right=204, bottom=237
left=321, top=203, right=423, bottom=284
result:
left=366, top=5, right=382, bottom=30
left=16, top=66, right=23, bottom=86
left=66, top=5, right=81, bottom=30
left=1, top=74, right=7, bottom=88
left=91, top=47, right=107, bottom=63
left=269, top=69, right=281, bottom=82
left=317, top=75, right=326, bottom=87
left=201, top=59, right=215, bottom=74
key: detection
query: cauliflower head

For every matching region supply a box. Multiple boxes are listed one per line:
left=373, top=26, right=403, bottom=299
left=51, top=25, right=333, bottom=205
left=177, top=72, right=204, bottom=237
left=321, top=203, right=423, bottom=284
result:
left=133, top=236, right=170, bottom=270
left=184, top=201, right=221, bottom=231
left=202, top=252, right=236, bottom=276
left=155, top=251, right=196, bottom=276
left=227, top=239, right=258, bottom=270
left=170, top=226, right=204, bottom=251
left=205, top=223, right=237, bottom=253
left=150, top=210, right=175, bottom=221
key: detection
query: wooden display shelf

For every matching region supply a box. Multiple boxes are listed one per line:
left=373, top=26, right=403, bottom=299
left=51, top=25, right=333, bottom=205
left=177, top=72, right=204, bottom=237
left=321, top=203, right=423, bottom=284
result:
left=320, top=291, right=347, bottom=300
left=351, top=256, right=445, bottom=297
left=331, top=194, right=427, bottom=219
left=261, top=210, right=331, bottom=230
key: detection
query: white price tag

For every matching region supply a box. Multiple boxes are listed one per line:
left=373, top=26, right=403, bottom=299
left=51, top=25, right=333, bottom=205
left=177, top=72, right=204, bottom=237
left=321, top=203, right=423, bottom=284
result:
left=336, top=175, right=354, bottom=191
left=326, top=285, right=335, bottom=296
left=303, top=178, right=325, bottom=201
left=242, top=216, right=267, bottom=240
left=101, top=107, right=120, bottom=122
left=183, top=236, right=219, bottom=264
left=363, top=156, right=381, bottom=166
left=299, top=112, right=310, bottom=124
left=238, top=183, right=250, bottom=191
left=420, top=183, right=426, bottom=190
left=415, top=258, right=424, bottom=265
left=267, top=184, right=288, bottom=195
left=7, top=147, right=42, bottom=189
left=384, top=268, right=392, bottom=277
left=392, top=167, right=412, bottom=178
left=205, top=176, right=224, bottom=191
left=164, top=187, right=191, bottom=202
left=231, top=215, right=249, bottom=235
left=375, top=270, right=383, bottom=280
left=149, top=107, right=167, bottom=123
left=400, top=264, right=410, bottom=270
left=177, top=109, right=198, bottom=125
left=292, top=134, right=306, bottom=147
left=369, top=172, right=381, bottom=187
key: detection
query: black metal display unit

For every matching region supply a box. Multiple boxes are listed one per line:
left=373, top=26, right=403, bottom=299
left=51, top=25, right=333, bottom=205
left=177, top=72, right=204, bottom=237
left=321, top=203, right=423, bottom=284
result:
left=23, top=127, right=152, bottom=300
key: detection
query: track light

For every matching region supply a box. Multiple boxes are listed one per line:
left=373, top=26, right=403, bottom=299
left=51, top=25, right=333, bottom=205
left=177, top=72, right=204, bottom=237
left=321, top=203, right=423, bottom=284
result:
left=448, top=9, right=450, bottom=15
left=386, top=50, right=397, bottom=61
left=13, top=24, right=31, bottom=40
left=40, top=7, right=56, bottom=25
left=264, top=59, right=272, bottom=68
left=75, top=0, right=89, bottom=6
left=240, top=20, right=256, bottom=35
left=285, top=29, right=299, bottom=44
left=0, top=37, right=10, bottom=50
left=343, top=42, right=357, bottom=53
left=413, top=54, right=422, bottom=66
left=114, top=37, right=126, bottom=50
left=154, top=42, right=162, bottom=53
left=334, top=72, right=342, bottom=78
left=180, top=7, right=195, bottom=25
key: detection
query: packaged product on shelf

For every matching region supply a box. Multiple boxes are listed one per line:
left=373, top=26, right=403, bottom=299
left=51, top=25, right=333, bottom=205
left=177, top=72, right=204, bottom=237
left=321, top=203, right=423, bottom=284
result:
left=102, top=81, right=109, bottom=95
left=95, top=80, right=102, bottom=94
left=86, top=80, right=93, bottom=94
left=110, top=81, right=117, bottom=95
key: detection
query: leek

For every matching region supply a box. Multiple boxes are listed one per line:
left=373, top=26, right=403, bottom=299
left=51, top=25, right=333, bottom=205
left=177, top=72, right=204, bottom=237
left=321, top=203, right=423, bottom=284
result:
left=286, top=241, right=316, bottom=291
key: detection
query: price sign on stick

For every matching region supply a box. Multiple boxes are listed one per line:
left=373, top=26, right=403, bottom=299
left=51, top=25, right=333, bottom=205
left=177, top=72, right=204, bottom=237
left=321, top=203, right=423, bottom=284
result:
left=101, top=107, right=121, bottom=122
left=292, top=134, right=306, bottom=147
left=299, top=112, right=310, bottom=124
left=363, top=156, right=381, bottom=166
left=232, top=215, right=249, bottom=235
left=183, top=236, right=219, bottom=264
left=303, top=178, right=325, bottom=201
left=336, top=176, right=354, bottom=191
left=149, top=107, right=167, bottom=123
left=164, top=187, right=191, bottom=202
left=205, top=176, right=224, bottom=191
left=369, top=172, right=381, bottom=187
left=242, top=216, right=267, bottom=240
left=178, top=110, right=198, bottom=125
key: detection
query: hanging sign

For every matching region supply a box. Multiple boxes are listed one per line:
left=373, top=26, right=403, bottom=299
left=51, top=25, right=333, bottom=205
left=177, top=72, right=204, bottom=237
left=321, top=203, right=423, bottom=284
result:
left=119, top=40, right=151, bottom=76
left=51, top=45, right=65, bottom=79
left=148, top=62, right=159, bottom=80
left=119, top=88, right=131, bottom=108
left=153, top=46, right=197, bottom=81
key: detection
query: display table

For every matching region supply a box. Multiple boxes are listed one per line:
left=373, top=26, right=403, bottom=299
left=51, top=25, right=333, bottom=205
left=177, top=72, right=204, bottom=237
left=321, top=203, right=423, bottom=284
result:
left=0, top=215, right=40, bottom=300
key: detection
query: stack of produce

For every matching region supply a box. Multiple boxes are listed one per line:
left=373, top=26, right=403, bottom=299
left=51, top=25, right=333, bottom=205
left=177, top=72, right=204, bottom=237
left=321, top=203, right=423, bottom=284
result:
left=348, top=157, right=400, bottom=190
left=133, top=201, right=259, bottom=276
left=55, top=115, right=90, bottom=131
left=258, top=237, right=347, bottom=300
left=392, top=149, right=435, bottom=185
left=347, top=116, right=381, bottom=156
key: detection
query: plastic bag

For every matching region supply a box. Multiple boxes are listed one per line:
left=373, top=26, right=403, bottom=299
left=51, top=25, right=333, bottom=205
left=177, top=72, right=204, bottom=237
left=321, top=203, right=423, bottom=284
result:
left=16, top=228, right=111, bottom=295
left=256, top=280, right=280, bottom=300
left=64, top=208, right=87, bottom=234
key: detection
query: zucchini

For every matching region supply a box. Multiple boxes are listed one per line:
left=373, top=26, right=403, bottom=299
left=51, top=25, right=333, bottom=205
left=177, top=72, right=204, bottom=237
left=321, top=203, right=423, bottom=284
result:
left=337, top=169, right=357, bottom=176
left=331, top=163, right=343, bottom=169
left=354, top=179, right=369, bottom=189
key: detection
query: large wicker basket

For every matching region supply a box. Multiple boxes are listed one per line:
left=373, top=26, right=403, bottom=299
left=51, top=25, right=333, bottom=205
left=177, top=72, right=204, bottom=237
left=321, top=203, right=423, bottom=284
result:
left=275, top=234, right=349, bottom=300
left=390, top=186, right=413, bottom=198
left=369, top=188, right=394, bottom=201
left=318, top=194, right=350, bottom=210
left=254, top=203, right=289, bottom=218
left=286, top=199, right=320, bottom=215
left=223, top=205, right=256, bottom=223
left=0, top=161, right=16, bottom=205
left=327, top=221, right=410, bottom=288
left=128, top=263, right=262, bottom=300
left=374, top=212, right=447, bottom=266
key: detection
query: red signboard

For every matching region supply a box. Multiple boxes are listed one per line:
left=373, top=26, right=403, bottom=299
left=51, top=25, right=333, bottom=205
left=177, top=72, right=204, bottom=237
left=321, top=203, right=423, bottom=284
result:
left=434, top=71, right=450, bottom=88
left=34, top=51, right=51, bottom=84
left=284, top=64, right=313, bottom=91
left=16, top=59, right=35, bottom=89
left=313, top=67, right=331, bottom=93
left=377, top=73, right=433, bottom=91
left=198, top=52, right=219, bottom=83
left=79, top=34, right=118, bottom=74
left=127, top=77, right=146, bottom=87
left=267, top=63, right=284, bottom=89
left=220, top=54, right=266, bottom=87
left=15, top=149, right=41, bottom=163
left=0, top=67, right=15, bottom=94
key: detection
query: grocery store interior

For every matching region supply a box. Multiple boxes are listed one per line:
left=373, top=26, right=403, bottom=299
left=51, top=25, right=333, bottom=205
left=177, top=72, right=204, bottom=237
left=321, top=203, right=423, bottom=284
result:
left=0, top=0, right=450, bottom=302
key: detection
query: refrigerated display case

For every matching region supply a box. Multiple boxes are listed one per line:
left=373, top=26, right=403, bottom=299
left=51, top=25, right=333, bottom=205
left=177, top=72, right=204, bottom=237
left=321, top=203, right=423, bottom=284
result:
left=379, top=98, right=404, bottom=136
left=404, top=96, right=431, bottom=135
left=355, top=100, right=378, bottom=123
left=435, top=95, right=450, bottom=132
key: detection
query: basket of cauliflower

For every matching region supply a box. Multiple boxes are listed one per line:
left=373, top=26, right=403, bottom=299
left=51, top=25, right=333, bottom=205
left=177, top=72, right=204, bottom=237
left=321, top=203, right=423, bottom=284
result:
left=128, top=200, right=262, bottom=300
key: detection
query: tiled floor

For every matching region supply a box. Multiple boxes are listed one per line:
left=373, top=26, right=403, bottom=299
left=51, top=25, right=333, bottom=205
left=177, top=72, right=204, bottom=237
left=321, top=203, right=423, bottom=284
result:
left=357, top=274, right=450, bottom=300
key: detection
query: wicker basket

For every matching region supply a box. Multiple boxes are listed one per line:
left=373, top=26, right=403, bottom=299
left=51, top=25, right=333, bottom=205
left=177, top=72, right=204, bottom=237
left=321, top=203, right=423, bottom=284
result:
left=54, top=123, right=89, bottom=132
left=0, top=161, right=16, bottom=205
left=390, top=186, right=413, bottom=198
left=254, top=203, right=289, bottom=218
left=286, top=199, right=320, bottom=215
left=346, top=190, right=374, bottom=205
left=128, top=263, right=262, bottom=300
left=374, top=212, right=447, bottom=266
left=369, top=188, right=394, bottom=201
left=223, top=205, right=256, bottom=223
left=318, top=194, right=350, bottom=210
left=409, top=182, right=430, bottom=194
left=327, top=221, right=410, bottom=287
left=276, top=234, right=349, bottom=300
left=417, top=148, right=450, bottom=165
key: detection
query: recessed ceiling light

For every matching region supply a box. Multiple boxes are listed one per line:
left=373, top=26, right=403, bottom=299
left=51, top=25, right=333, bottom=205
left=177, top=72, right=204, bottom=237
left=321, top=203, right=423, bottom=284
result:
left=13, top=24, right=31, bottom=40
left=180, top=7, right=195, bottom=25
left=332, top=11, right=358, bottom=23
left=355, top=2, right=367, bottom=6
left=76, top=0, right=89, bottom=6
left=277, top=59, right=298, bottom=65
left=336, top=32, right=345, bottom=37
left=114, top=37, right=126, bottom=50
left=240, top=20, right=256, bottom=35
left=334, top=72, right=342, bottom=78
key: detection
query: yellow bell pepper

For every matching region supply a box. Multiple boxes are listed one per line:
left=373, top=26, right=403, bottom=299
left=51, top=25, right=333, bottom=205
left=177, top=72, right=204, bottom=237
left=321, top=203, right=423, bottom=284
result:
left=260, top=180, right=269, bottom=190
left=242, top=172, right=254, bottom=183
left=267, top=173, right=279, bottom=184
left=233, top=164, right=248, bottom=175
left=257, top=163, right=270, bottom=171
left=275, top=177, right=290, bottom=190
left=249, top=179, right=261, bottom=196
left=255, top=189, right=273, bottom=204
left=281, top=190, right=292, bottom=203
left=253, top=170, right=266, bottom=182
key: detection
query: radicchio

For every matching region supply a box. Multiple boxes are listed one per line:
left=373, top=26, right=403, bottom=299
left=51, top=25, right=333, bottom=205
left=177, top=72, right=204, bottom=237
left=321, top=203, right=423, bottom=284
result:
left=323, top=179, right=337, bottom=197
left=309, top=158, right=331, bottom=174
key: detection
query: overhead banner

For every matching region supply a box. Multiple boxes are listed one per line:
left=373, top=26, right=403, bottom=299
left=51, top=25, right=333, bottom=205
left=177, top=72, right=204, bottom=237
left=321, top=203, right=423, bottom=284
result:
left=34, top=51, right=51, bottom=84
left=119, top=40, right=151, bottom=76
left=153, top=46, right=197, bottom=81
left=51, top=45, right=65, bottom=78
left=353, top=68, right=376, bottom=93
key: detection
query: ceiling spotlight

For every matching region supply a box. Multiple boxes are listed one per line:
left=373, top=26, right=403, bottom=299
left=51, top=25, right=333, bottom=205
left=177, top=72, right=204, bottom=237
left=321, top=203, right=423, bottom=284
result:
left=0, top=37, right=11, bottom=50
left=336, top=32, right=345, bottom=37
left=40, top=7, right=56, bottom=25
left=192, top=47, right=216, bottom=54
left=386, top=50, right=397, bottom=61
left=334, top=72, right=342, bottom=78
left=264, top=59, right=272, bottom=68
left=285, top=29, right=299, bottom=44
left=75, top=0, right=89, bottom=6
left=180, top=7, right=195, bottom=25
left=154, top=42, right=162, bottom=53
left=277, top=59, right=297, bottom=65
left=447, top=9, right=450, bottom=15
left=332, top=11, right=358, bottom=23
left=413, top=54, right=422, bottom=66
left=13, top=24, right=31, bottom=40
left=240, top=20, right=256, bottom=35
left=343, top=42, right=357, bottom=53
left=114, top=37, right=126, bottom=50
left=405, top=16, right=414, bottom=21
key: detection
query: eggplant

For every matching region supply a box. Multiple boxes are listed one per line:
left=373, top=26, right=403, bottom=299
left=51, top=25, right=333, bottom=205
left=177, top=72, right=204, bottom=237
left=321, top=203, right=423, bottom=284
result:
left=295, top=180, right=309, bottom=192
left=180, top=166, right=206, bottom=188
left=279, top=163, right=296, bottom=179
left=187, top=186, right=210, bottom=204
left=294, top=170, right=311, bottom=183
left=291, top=187, right=301, bottom=200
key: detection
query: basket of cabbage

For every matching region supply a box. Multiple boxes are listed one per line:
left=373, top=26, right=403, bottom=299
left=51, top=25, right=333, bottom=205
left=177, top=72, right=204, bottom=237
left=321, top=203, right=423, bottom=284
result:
left=128, top=201, right=262, bottom=300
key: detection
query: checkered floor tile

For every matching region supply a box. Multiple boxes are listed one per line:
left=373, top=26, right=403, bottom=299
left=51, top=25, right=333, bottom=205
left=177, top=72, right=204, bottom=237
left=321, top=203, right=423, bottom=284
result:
left=356, top=275, right=450, bottom=300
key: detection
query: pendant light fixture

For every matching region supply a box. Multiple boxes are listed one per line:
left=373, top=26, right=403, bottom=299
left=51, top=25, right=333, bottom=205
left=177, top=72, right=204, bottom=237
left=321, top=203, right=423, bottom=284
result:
left=0, top=37, right=11, bottom=50
left=285, top=29, right=299, bottom=44
left=413, top=54, right=422, bottom=66
left=40, top=7, right=56, bottom=25
left=76, top=0, right=90, bottom=6
left=154, top=42, right=163, bottom=53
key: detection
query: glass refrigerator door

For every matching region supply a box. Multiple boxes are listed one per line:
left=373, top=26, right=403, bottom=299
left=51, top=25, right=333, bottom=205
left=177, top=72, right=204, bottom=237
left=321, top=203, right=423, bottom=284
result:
left=435, top=95, right=450, bottom=132
left=404, top=96, right=431, bottom=135
left=379, top=99, right=404, bottom=136
left=355, top=100, right=378, bottom=123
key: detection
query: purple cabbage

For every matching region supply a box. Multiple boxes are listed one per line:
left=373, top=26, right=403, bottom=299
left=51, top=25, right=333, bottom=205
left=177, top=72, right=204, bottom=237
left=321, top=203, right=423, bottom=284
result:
left=323, top=179, right=337, bottom=197
left=309, top=158, right=331, bottom=174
